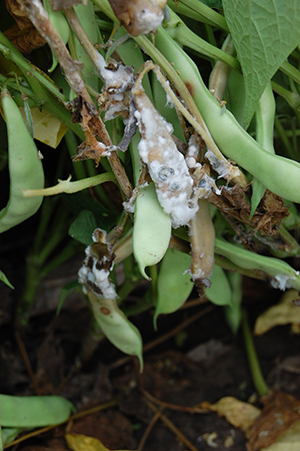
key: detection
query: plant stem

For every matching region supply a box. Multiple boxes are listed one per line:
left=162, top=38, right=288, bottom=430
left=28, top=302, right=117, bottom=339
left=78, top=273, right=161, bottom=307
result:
left=168, top=0, right=229, bottom=31
left=241, top=309, right=269, bottom=397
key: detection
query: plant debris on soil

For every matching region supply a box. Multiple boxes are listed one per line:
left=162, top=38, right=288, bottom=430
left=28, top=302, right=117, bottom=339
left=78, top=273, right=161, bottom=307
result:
left=1, top=245, right=300, bottom=451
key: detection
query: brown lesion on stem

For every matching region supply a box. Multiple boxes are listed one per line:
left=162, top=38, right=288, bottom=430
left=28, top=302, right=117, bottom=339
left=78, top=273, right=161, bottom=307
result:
left=21, top=0, right=133, bottom=200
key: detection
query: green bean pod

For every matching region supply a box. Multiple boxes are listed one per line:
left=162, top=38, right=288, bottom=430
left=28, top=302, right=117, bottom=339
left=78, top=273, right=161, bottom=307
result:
left=0, top=90, right=44, bottom=233
left=87, top=290, right=143, bottom=369
left=154, top=247, right=193, bottom=326
left=147, top=28, right=300, bottom=203
left=0, top=394, right=73, bottom=427
left=205, top=265, right=232, bottom=307
left=43, top=0, right=70, bottom=72
left=133, top=183, right=171, bottom=280
left=215, top=237, right=300, bottom=291
left=130, top=129, right=172, bottom=280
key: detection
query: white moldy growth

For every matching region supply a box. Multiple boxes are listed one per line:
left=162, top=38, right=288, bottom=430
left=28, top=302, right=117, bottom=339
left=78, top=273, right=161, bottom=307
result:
left=133, top=86, right=198, bottom=228
left=133, top=7, right=165, bottom=35
left=78, top=228, right=117, bottom=300
left=270, top=274, right=296, bottom=291
left=205, top=148, right=240, bottom=181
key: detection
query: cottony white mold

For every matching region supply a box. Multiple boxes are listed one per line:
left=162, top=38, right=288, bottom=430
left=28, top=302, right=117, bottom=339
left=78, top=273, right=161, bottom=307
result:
left=270, top=274, right=296, bottom=291
left=134, top=96, right=198, bottom=228
left=78, top=229, right=117, bottom=300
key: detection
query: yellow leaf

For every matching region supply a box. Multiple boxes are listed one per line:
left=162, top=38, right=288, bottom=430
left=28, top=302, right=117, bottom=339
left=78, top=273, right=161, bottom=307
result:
left=209, top=396, right=261, bottom=431
left=254, top=290, right=300, bottom=336
left=65, top=432, right=131, bottom=451
left=20, top=107, right=68, bottom=148
left=262, top=420, right=300, bottom=450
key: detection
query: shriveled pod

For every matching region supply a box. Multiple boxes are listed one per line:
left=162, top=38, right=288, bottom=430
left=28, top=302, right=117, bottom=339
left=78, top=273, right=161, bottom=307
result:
left=189, top=199, right=215, bottom=289
left=78, top=228, right=143, bottom=368
left=108, top=0, right=167, bottom=36
left=132, top=82, right=198, bottom=228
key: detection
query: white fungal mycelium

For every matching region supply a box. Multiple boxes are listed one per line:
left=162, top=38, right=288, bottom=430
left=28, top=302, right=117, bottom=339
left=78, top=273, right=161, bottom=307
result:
left=133, top=86, right=198, bottom=228
left=78, top=228, right=117, bottom=300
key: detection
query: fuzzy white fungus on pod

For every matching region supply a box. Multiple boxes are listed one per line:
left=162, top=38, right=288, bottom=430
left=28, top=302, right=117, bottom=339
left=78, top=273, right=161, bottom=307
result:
left=108, top=0, right=167, bottom=36
left=132, top=84, right=198, bottom=228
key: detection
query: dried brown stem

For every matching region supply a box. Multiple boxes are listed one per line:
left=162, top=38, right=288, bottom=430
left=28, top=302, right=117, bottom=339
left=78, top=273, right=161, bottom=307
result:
left=144, top=399, right=200, bottom=451
left=22, top=0, right=93, bottom=104
left=142, top=390, right=210, bottom=414
left=137, top=408, right=162, bottom=451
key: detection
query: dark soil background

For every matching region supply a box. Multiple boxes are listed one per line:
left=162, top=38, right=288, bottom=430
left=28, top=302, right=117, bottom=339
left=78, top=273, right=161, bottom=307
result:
left=1, top=235, right=300, bottom=451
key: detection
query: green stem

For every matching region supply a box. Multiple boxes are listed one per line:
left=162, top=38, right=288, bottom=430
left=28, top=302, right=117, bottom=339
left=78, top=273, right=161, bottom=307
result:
left=0, top=33, right=84, bottom=140
left=280, top=61, right=300, bottom=86
left=241, top=309, right=269, bottom=397
left=272, top=81, right=300, bottom=126
left=165, top=10, right=240, bottom=71
left=168, top=0, right=228, bottom=31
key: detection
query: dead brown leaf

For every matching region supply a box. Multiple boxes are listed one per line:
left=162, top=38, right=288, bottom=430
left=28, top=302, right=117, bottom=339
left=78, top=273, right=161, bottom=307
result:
left=246, top=391, right=300, bottom=451
left=209, top=396, right=261, bottom=431
left=5, top=0, right=46, bottom=53
left=211, top=185, right=289, bottom=237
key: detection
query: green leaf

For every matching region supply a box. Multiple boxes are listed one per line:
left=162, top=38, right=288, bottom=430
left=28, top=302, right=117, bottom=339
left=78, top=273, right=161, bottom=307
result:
left=205, top=265, right=232, bottom=306
left=154, top=248, right=194, bottom=327
left=223, top=0, right=300, bottom=128
left=69, top=210, right=98, bottom=245
left=0, top=394, right=74, bottom=428
left=1, top=427, right=23, bottom=447
left=0, top=269, right=14, bottom=289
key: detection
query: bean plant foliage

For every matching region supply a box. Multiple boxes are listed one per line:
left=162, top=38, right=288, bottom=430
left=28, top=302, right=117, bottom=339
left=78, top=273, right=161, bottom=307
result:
left=1, top=0, right=300, bottom=447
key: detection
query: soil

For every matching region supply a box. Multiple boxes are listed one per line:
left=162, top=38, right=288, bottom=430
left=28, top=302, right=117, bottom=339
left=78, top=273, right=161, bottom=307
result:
left=1, top=243, right=300, bottom=451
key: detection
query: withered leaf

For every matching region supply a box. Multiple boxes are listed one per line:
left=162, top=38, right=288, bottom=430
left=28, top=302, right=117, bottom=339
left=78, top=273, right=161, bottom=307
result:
left=246, top=391, right=300, bottom=451
left=5, top=0, right=46, bottom=53
left=206, top=185, right=289, bottom=237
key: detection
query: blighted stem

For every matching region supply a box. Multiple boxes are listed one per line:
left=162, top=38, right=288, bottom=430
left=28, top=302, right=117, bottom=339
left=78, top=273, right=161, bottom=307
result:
left=140, top=61, right=246, bottom=187
left=209, top=34, right=235, bottom=101
left=188, top=199, right=215, bottom=289
left=22, top=0, right=93, bottom=105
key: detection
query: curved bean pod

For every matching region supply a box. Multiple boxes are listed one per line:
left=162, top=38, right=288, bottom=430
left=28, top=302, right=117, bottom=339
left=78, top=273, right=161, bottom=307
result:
left=215, top=237, right=300, bottom=291
left=141, top=29, right=300, bottom=203
left=133, top=183, right=171, bottom=280
left=0, top=394, right=73, bottom=427
left=43, top=0, right=70, bottom=72
left=0, top=90, right=44, bottom=233
left=130, top=128, right=172, bottom=281
left=154, top=247, right=193, bottom=326
left=87, top=289, right=143, bottom=369
left=78, top=228, right=143, bottom=367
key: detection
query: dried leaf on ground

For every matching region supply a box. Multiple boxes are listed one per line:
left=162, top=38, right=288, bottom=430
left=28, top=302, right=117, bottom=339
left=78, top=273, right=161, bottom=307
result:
left=208, top=396, right=261, bottom=431
left=261, top=420, right=300, bottom=450
left=254, top=289, right=300, bottom=336
left=246, top=391, right=300, bottom=451
left=66, top=432, right=131, bottom=451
